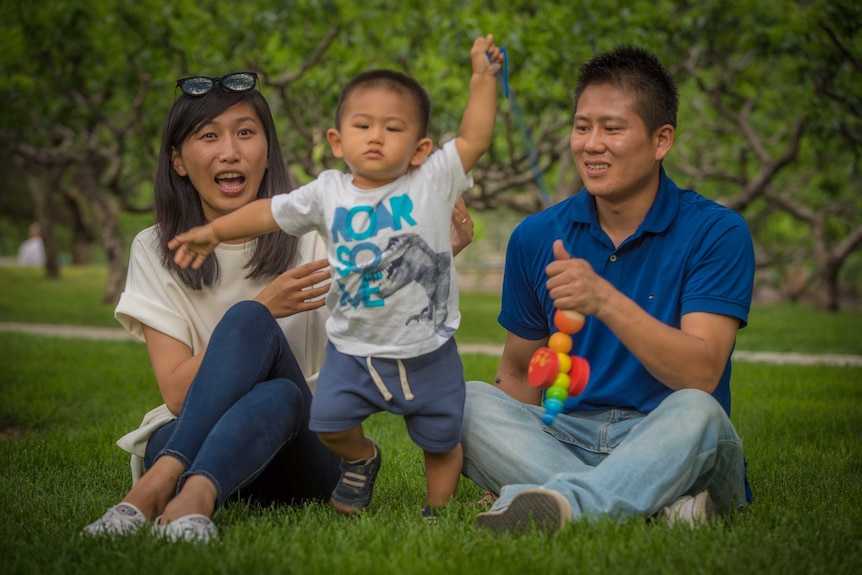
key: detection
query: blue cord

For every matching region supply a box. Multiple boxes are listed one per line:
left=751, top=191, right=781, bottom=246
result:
left=480, top=39, right=553, bottom=209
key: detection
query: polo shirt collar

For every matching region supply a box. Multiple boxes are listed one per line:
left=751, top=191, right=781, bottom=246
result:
left=567, top=167, right=680, bottom=236
left=642, top=167, right=679, bottom=234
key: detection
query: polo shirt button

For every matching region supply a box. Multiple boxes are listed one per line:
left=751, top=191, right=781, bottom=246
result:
left=609, top=255, right=617, bottom=262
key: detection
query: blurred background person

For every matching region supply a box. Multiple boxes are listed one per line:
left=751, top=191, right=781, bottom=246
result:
left=17, top=223, right=46, bottom=267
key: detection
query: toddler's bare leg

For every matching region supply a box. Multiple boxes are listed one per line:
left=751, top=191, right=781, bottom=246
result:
left=424, top=443, right=463, bottom=509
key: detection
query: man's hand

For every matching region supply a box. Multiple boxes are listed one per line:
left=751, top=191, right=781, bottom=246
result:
left=545, top=239, right=612, bottom=318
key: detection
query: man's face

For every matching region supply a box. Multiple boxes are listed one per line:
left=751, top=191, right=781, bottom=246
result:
left=570, top=83, right=671, bottom=204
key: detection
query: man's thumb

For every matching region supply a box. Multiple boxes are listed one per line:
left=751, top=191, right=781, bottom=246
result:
left=553, top=239, right=570, bottom=260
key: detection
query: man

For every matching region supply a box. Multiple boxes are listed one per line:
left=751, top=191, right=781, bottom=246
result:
left=461, top=45, right=755, bottom=532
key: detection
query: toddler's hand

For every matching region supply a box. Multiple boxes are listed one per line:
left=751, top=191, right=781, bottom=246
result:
left=168, top=225, right=219, bottom=270
left=471, top=34, right=503, bottom=77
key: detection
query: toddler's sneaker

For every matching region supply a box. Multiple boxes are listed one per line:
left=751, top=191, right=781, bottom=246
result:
left=330, top=438, right=381, bottom=515
left=422, top=505, right=440, bottom=524
left=82, top=502, right=146, bottom=536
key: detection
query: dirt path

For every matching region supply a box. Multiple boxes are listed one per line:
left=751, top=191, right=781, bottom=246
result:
left=2, top=322, right=861, bottom=367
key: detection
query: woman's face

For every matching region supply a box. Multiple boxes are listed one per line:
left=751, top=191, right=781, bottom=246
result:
left=171, top=101, right=269, bottom=222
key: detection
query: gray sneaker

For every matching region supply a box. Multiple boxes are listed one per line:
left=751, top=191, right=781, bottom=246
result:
left=477, top=488, right=573, bottom=533
left=662, top=490, right=716, bottom=528
left=330, top=439, right=382, bottom=515
left=82, top=502, right=146, bottom=536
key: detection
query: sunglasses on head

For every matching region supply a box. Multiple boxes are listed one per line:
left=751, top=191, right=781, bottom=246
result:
left=175, top=72, right=259, bottom=97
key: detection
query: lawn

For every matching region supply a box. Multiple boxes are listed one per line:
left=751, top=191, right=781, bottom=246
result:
left=1, top=265, right=861, bottom=574
left=2, top=265, right=862, bottom=354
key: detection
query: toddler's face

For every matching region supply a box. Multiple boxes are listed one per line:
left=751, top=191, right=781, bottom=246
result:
left=330, top=86, right=428, bottom=189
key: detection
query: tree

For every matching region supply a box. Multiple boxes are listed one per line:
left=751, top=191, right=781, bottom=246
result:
left=2, top=0, right=859, bottom=307
left=645, top=0, right=862, bottom=310
left=778, top=0, right=862, bottom=309
left=1, top=0, right=168, bottom=299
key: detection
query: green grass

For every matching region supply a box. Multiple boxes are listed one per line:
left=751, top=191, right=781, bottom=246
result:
left=738, top=304, right=862, bottom=355
left=0, top=266, right=117, bottom=327
left=2, top=265, right=861, bottom=354
left=1, top=264, right=861, bottom=574
left=1, top=334, right=860, bottom=574
left=456, top=291, right=505, bottom=345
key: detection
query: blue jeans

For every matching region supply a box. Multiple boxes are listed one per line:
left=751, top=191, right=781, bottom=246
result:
left=461, top=381, right=747, bottom=520
left=145, top=301, right=340, bottom=507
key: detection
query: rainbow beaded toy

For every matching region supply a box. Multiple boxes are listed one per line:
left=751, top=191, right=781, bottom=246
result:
left=527, top=310, right=590, bottom=425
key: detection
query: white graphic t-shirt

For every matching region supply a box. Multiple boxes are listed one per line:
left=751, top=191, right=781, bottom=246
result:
left=271, top=139, right=472, bottom=359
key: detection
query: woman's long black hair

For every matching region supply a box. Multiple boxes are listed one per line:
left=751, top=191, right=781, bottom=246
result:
left=153, top=87, right=299, bottom=289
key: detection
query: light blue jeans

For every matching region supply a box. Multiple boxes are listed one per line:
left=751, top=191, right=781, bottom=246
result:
left=461, top=380, right=747, bottom=520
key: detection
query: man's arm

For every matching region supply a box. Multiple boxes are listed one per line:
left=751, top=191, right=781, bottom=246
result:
left=455, top=34, right=503, bottom=173
left=494, top=331, right=547, bottom=405
left=601, top=303, right=738, bottom=393
left=546, top=240, right=739, bottom=393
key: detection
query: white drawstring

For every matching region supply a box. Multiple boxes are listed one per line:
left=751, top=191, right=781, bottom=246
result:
left=366, top=357, right=414, bottom=402
left=396, top=359, right=414, bottom=401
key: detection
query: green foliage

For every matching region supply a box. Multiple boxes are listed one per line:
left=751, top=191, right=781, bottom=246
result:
left=2, top=0, right=861, bottom=301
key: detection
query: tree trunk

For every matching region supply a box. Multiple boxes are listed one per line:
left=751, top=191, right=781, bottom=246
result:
left=812, top=258, right=841, bottom=311
left=74, top=167, right=127, bottom=304
left=63, top=190, right=96, bottom=265
left=25, top=172, right=61, bottom=279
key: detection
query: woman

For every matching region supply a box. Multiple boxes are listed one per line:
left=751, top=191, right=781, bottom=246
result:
left=82, top=72, right=475, bottom=542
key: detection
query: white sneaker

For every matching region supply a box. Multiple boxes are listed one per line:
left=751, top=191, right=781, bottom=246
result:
left=154, top=514, right=218, bottom=543
left=662, top=491, right=716, bottom=528
left=82, top=502, right=146, bottom=536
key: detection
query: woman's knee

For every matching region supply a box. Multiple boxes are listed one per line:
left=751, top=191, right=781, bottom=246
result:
left=222, top=300, right=272, bottom=330
left=245, top=379, right=307, bottom=438
left=265, top=378, right=305, bottom=411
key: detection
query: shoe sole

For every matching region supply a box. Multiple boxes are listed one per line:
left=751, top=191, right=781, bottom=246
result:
left=331, top=498, right=364, bottom=516
left=476, top=489, right=572, bottom=533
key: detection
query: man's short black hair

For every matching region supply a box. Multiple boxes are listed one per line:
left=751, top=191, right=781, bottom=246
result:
left=574, top=45, right=679, bottom=133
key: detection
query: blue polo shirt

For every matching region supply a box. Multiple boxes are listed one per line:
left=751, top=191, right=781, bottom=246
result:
left=499, top=169, right=755, bottom=415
